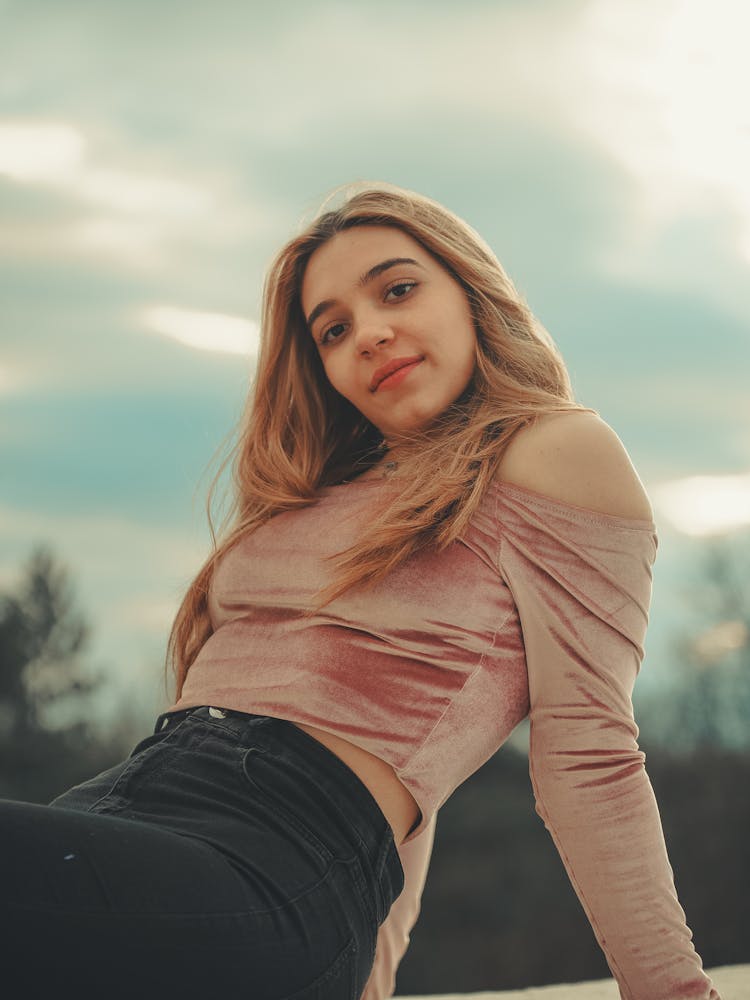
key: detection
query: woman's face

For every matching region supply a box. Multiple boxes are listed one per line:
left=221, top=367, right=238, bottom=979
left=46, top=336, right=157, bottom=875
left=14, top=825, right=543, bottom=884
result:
left=301, top=225, right=477, bottom=443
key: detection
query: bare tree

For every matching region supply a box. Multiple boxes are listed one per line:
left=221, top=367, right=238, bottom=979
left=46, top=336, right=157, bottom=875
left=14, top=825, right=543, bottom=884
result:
left=0, top=546, right=139, bottom=802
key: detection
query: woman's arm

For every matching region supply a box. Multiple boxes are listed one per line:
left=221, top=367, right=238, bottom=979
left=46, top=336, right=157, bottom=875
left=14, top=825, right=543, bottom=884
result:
left=497, top=411, right=720, bottom=1000
left=360, top=815, right=436, bottom=1000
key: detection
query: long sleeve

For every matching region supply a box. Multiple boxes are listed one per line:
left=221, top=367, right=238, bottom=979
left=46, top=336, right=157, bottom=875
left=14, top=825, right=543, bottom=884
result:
left=360, top=815, right=436, bottom=1000
left=497, top=486, right=720, bottom=1000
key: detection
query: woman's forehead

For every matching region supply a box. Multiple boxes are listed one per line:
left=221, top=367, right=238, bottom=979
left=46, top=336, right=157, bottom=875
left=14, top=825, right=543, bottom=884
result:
left=301, top=226, right=429, bottom=304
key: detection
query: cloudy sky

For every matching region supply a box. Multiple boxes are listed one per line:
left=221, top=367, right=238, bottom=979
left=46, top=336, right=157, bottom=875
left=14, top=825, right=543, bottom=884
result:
left=1, top=0, right=749, bottom=725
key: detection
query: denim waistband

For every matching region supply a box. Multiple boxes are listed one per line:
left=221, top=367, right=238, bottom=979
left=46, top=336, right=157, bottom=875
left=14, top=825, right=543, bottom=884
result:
left=154, top=705, right=405, bottom=921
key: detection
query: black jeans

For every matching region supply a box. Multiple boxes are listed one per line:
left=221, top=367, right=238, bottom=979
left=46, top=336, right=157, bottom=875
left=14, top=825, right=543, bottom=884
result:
left=0, top=706, right=405, bottom=999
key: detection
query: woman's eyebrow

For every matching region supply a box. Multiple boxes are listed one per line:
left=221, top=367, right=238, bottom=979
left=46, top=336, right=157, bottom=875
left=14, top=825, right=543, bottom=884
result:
left=306, top=257, right=426, bottom=331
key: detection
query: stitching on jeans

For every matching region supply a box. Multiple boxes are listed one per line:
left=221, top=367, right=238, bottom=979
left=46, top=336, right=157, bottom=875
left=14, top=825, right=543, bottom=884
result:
left=85, top=724, right=207, bottom=814
left=280, top=935, right=357, bottom=1000
left=273, top=725, right=380, bottom=857
left=7, top=858, right=364, bottom=920
left=184, top=713, right=376, bottom=861
left=239, top=746, right=334, bottom=866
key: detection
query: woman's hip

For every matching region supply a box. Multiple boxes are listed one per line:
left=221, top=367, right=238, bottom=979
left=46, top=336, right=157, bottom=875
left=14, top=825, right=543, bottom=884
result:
left=34, top=705, right=405, bottom=996
left=51, top=706, right=404, bottom=918
left=1, top=795, right=366, bottom=998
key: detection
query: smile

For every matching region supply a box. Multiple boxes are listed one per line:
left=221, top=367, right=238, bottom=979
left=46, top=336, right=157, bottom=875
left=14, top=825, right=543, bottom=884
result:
left=373, top=359, right=423, bottom=392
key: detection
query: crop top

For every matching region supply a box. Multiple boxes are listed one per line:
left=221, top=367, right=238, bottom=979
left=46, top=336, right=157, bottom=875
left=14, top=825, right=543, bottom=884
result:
left=168, top=476, right=720, bottom=999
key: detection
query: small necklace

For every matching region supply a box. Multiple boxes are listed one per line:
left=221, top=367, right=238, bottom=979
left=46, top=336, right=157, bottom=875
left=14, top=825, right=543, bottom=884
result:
left=337, top=458, right=399, bottom=485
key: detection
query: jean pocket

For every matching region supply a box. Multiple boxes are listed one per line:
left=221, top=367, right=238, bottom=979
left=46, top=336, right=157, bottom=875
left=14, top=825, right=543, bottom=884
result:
left=241, top=746, right=334, bottom=867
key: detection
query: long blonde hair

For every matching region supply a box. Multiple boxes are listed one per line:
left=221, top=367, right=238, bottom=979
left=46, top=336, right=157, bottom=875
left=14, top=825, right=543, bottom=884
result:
left=166, top=182, right=592, bottom=700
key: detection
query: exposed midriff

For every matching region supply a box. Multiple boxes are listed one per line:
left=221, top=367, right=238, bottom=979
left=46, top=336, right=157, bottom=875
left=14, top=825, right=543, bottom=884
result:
left=290, top=721, right=421, bottom=847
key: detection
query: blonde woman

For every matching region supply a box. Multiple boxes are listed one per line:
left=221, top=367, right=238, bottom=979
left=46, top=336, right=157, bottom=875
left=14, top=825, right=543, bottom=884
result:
left=1, top=184, right=719, bottom=1000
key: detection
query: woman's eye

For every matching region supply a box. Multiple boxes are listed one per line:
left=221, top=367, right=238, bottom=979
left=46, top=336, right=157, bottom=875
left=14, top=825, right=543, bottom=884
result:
left=319, top=282, right=417, bottom=345
left=320, top=323, right=346, bottom=345
left=385, top=280, right=417, bottom=301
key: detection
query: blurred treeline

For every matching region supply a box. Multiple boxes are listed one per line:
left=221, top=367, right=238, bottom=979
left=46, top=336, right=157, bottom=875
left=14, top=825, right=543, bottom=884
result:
left=0, top=547, right=148, bottom=802
left=1, top=541, right=748, bottom=992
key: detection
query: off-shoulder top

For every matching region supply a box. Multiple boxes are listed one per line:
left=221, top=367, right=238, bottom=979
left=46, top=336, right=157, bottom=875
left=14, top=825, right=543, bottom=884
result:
left=168, top=477, right=720, bottom=999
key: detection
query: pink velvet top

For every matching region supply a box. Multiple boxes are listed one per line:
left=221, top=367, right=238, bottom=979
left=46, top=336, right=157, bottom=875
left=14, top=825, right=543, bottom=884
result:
left=168, top=477, right=719, bottom=1000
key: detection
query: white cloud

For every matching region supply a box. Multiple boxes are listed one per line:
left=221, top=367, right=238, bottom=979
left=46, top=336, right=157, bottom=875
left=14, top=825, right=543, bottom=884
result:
left=652, top=472, right=750, bottom=535
left=0, top=120, right=86, bottom=180
left=0, top=118, right=281, bottom=271
left=0, top=364, right=27, bottom=395
left=63, top=215, right=170, bottom=267
left=139, top=304, right=260, bottom=356
left=0, top=118, right=204, bottom=268
left=559, top=0, right=750, bottom=284
left=574, top=1, right=750, bottom=212
left=67, top=164, right=212, bottom=217
left=0, top=119, right=210, bottom=216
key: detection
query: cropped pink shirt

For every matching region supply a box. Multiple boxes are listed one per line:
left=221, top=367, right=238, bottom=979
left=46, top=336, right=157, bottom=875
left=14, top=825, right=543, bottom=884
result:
left=169, top=477, right=719, bottom=1000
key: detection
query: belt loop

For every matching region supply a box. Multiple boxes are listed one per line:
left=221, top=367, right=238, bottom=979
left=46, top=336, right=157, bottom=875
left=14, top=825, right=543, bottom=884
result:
left=154, top=707, right=196, bottom=734
left=154, top=711, right=172, bottom=733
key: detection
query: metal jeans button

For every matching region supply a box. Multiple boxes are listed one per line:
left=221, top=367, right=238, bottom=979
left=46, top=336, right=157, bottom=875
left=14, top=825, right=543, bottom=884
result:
left=208, top=707, right=228, bottom=719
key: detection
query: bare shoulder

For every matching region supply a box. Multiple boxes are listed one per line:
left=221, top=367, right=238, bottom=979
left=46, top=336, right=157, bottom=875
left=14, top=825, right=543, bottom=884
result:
left=495, top=410, right=654, bottom=522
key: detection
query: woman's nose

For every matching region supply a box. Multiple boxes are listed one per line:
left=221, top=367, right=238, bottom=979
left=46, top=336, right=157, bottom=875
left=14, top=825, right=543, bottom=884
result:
left=354, top=319, right=395, bottom=354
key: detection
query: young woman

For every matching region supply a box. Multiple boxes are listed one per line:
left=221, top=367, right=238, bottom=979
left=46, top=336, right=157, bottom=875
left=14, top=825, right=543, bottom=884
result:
left=0, top=184, right=720, bottom=1000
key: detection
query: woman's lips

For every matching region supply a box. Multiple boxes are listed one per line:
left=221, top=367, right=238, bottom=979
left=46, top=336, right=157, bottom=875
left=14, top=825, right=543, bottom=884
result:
left=374, top=359, right=423, bottom=392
